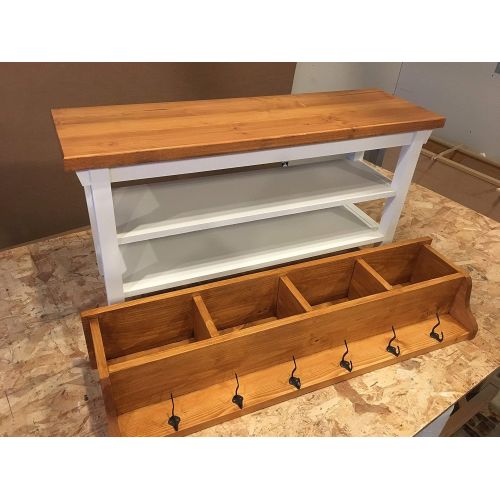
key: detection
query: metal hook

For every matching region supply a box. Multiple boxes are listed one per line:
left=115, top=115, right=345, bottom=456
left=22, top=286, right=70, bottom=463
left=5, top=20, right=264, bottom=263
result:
left=289, top=355, right=301, bottom=390
left=386, top=326, right=401, bottom=357
left=430, top=312, right=444, bottom=342
left=231, top=373, right=244, bottom=409
left=340, top=339, right=353, bottom=372
left=167, top=392, right=181, bottom=432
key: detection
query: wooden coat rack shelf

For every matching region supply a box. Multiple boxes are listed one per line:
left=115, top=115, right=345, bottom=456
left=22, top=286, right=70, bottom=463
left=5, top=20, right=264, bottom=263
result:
left=81, top=237, right=477, bottom=436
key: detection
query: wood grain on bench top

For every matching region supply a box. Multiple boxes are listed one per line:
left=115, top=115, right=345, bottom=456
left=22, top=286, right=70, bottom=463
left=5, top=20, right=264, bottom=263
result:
left=52, top=89, right=445, bottom=171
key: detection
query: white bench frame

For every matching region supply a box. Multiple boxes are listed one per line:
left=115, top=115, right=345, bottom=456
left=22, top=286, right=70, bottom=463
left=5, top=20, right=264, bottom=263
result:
left=77, top=129, right=431, bottom=304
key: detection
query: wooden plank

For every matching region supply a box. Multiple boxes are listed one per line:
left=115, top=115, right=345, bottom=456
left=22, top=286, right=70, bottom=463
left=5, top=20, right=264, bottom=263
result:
left=428, top=136, right=500, bottom=170
left=89, top=318, right=121, bottom=436
left=117, top=314, right=470, bottom=436
left=193, top=295, right=218, bottom=340
left=52, top=89, right=445, bottom=170
left=347, top=259, right=392, bottom=300
left=107, top=275, right=464, bottom=414
left=410, top=245, right=460, bottom=284
left=276, top=276, right=312, bottom=319
left=421, top=148, right=500, bottom=188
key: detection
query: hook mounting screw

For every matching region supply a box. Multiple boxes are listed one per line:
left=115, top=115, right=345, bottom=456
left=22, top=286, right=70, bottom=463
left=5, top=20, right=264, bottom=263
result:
left=430, top=312, right=444, bottom=343
left=232, top=373, right=244, bottom=409
left=386, top=326, right=401, bottom=357
left=167, top=392, right=181, bottom=432
left=289, top=356, right=301, bottom=390
left=340, top=339, right=353, bottom=372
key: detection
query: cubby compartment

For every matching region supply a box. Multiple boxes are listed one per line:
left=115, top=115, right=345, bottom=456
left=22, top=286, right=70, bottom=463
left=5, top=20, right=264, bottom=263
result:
left=287, top=257, right=391, bottom=310
left=362, top=243, right=459, bottom=288
left=199, top=274, right=311, bottom=335
left=90, top=292, right=219, bottom=365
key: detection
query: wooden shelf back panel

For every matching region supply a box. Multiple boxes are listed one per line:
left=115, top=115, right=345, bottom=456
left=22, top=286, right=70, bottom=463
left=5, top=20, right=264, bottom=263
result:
left=276, top=276, right=313, bottom=319
left=362, top=241, right=425, bottom=286
left=107, top=275, right=464, bottom=415
left=410, top=245, right=462, bottom=284
left=200, top=275, right=280, bottom=332
left=118, top=314, right=471, bottom=437
left=52, top=89, right=445, bottom=170
left=286, top=256, right=356, bottom=307
left=95, top=293, right=196, bottom=361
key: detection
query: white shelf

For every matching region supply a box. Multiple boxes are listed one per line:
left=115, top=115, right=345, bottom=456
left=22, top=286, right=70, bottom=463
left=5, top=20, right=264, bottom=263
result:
left=120, top=204, right=384, bottom=297
left=113, top=158, right=393, bottom=244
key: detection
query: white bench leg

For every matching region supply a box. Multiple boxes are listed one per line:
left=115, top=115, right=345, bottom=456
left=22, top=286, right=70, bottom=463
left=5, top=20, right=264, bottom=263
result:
left=379, top=130, right=430, bottom=242
left=89, top=169, right=124, bottom=304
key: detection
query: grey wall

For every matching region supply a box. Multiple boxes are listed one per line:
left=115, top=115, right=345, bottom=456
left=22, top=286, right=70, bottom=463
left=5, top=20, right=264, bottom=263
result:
left=292, top=62, right=401, bottom=94
left=395, top=63, right=500, bottom=161
left=292, top=62, right=500, bottom=161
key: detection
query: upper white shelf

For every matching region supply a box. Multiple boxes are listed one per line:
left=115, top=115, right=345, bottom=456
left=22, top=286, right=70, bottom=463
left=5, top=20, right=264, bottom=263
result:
left=120, top=204, right=384, bottom=297
left=113, top=158, right=393, bottom=244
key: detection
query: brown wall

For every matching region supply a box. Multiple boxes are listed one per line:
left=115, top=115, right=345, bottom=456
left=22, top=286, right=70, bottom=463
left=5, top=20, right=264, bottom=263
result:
left=0, top=63, right=296, bottom=249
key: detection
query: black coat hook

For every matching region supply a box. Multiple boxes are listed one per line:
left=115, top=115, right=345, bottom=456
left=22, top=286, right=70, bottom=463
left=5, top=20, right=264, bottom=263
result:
left=232, top=373, right=244, bottom=409
left=430, top=312, right=444, bottom=342
left=167, top=392, right=181, bottom=432
left=340, top=339, right=353, bottom=372
left=289, top=355, right=301, bottom=390
left=386, top=326, right=401, bottom=357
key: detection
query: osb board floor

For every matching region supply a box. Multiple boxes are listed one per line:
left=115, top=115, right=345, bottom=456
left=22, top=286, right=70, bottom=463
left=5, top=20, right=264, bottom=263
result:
left=0, top=167, right=498, bottom=436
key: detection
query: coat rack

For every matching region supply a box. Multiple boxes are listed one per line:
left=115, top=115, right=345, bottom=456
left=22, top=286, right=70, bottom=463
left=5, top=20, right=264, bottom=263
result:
left=83, top=237, right=477, bottom=437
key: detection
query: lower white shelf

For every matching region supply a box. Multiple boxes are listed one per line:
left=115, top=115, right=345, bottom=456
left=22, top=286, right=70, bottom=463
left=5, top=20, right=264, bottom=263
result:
left=120, top=204, right=383, bottom=297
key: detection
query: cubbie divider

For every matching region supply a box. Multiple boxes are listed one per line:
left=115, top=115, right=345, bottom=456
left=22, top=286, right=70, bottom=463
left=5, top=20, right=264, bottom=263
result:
left=82, top=237, right=477, bottom=436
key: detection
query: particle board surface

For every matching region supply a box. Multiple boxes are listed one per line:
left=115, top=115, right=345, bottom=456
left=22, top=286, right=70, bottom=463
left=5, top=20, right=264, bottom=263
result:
left=0, top=166, right=497, bottom=437
left=52, top=89, right=445, bottom=170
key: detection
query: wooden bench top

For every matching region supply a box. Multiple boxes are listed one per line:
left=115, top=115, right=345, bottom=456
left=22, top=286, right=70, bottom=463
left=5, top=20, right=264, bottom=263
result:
left=52, top=89, right=445, bottom=171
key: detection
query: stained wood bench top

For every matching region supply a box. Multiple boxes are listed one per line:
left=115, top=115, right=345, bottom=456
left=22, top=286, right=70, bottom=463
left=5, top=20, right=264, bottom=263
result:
left=52, top=89, right=445, bottom=171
